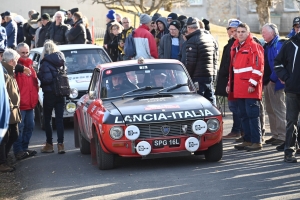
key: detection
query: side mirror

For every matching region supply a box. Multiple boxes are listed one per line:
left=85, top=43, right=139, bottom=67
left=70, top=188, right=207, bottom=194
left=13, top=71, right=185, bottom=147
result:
left=194, top=82, right=199, bottom=91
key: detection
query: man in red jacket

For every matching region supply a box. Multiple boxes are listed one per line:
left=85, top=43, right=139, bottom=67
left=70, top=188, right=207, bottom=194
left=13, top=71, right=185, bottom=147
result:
left=226, top=23, right=264, bottom=151
left=13, top=43, right=39, bottom=160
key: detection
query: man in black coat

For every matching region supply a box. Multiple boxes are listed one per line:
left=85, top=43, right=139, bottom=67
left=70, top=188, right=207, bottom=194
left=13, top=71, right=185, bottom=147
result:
left=36, top=13, right=51, bottom=47
left=65, top=12, right=86, bottom=44
left=185, top=17, right=218, bottom=105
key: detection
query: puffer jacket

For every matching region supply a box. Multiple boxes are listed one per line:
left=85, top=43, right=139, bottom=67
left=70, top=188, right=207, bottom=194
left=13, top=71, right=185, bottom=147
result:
left=37, top=51, right=66, bottom=93
left=5, top=19, right=17, bottom=48
left=215, top=37, right=235, bottom=97
left=2, top=61, right=21, bottom=124
left=66, top=19, right=86, bottom=44
left=46, top=23, right=70, bottom=45
left=185, top=29, right=219, bottom=78
left=274, top=33, right=300, bottom=94
left=15, top=57, right=39, bottom=110
left=107, top=34, right=121, bottom=62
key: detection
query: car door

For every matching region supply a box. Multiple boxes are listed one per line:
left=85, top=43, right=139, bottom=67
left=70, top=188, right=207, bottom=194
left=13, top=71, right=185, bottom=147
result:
left=80, top=68, right=101, bottom=139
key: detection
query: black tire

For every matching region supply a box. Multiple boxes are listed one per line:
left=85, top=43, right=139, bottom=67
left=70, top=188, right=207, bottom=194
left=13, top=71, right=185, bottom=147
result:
left=95, top=134, right=114, bottom=170
left=78, top=124, right=91, bottom=154
left=37, top=105, right=45, bottom=130
left=204, top=140, right=223, bottom=162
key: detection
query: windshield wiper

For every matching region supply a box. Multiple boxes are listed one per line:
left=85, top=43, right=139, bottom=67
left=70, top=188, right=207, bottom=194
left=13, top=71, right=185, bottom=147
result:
left=122, top=86, right=163, bottom=99
left=155, top=83, right=188, bottom=95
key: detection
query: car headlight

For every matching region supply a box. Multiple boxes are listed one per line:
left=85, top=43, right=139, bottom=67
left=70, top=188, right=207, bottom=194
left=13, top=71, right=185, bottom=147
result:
left=110, top=126, right=124, bottom=140
left=69, top=88, right=78, bottom=99
left=66, top=102, right=76, bottom=113
left=207, top=119, right=220, bottom=132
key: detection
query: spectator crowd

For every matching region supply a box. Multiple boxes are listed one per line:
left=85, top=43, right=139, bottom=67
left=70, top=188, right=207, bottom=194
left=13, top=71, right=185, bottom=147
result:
left=1, top=7, right=300, bottom=174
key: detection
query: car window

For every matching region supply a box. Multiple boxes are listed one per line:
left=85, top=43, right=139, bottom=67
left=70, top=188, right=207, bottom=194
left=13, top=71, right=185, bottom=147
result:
left=62, top=49, right=111, bottom=74
left=89, top=69, right=100, bottom=99
left=100, top=63, right=194, bottom=99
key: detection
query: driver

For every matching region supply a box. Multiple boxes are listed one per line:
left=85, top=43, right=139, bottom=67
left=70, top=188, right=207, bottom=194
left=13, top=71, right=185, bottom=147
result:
left=153, top=71, right=168, bottom=87
left=77, top=54, right=95, bottom=69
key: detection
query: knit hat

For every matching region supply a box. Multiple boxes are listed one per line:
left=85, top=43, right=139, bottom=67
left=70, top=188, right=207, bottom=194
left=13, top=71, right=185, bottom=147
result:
left=169, top=20, right=181, bottom=30
left=3, top=11, right=11, bottom=17
left=106, top=9, right=116, bottom=20
left=178, top=15, right=187, bottom=21
left=167, top=13, right=178, bottom=20
left=293, top=17, right=300, bottom=26
left=140, top=14, right=151, bottom=24
left=41, top=13, right=50, bottom=21
left=70, top=8, right=79, bottom=15
left=152, top=13, right=161, bottom=22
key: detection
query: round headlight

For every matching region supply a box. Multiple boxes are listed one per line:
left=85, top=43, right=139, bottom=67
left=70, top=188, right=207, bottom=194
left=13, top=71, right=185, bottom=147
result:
left=110, top=126, right=124, bottom=140
left=207, top=119, right=220, bottom=132
left=66, top=102, right=76, bottom=113
left=69, top=88, right=78, bottom=99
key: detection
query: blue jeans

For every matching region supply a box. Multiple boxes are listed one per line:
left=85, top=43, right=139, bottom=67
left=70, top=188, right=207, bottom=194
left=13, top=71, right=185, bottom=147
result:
left=228, top=100, right=242, bottom=133
left=237, top=98, right=262, bottom=143
left=43, top=92, right=65, bottom=144
left=192, top=77, right=216, bottom=105
left=13, top=109, right=34, bottom=154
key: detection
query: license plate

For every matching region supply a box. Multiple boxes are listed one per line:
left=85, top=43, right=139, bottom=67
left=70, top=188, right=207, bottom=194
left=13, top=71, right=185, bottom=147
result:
left=153, top=138, right=181, bottom=148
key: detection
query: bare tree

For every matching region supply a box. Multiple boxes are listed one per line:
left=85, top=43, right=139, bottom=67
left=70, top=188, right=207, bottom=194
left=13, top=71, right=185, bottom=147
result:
left=79, top=0, right=188, bottom=15
left=255, top=0, right=272, bottom=28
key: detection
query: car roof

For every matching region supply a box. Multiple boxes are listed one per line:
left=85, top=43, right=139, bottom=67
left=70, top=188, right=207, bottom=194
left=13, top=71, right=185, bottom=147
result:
left=30, top=44, right=105, bottom=53
left=97, top=59, right=183, bottom=70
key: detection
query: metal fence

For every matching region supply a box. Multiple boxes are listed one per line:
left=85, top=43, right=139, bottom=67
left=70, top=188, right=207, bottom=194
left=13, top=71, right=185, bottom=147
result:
left=94, top=27, right=106, bottom=39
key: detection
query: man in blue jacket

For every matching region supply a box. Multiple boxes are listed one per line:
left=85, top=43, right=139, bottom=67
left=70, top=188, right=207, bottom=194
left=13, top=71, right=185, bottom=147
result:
left=3, top=11, right=17, bottom=49
left=261, top=23, right=286, bottom=149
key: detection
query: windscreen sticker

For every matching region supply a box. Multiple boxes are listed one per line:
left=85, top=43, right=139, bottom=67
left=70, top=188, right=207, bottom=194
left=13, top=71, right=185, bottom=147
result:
left=114, top=109, right=214, bottom=123
left=145, top=70, right=150, bottom=73
left=145, top=105, right=180, bottom=110
left=71, top=51, right=77, bottom=54
left=139, top=66, right=148, bottom=69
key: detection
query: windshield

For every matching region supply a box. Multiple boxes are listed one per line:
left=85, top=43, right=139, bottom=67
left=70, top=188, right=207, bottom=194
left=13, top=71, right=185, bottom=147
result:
left=62, top=49, right=111, bottom=74
left=100, top=63, right=195, bottom=99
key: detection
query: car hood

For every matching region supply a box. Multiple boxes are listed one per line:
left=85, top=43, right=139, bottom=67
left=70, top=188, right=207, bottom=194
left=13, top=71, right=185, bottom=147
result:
left=102, top=94, right=221, bottom=124
left=68, top=73, right=92, bottom=91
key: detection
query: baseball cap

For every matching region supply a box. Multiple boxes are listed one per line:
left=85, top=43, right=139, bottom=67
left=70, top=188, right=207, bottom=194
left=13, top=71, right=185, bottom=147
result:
left=227, top=19, right=242, bottom=30
left=186, top=17, right=197, bottom=26
left=293, top=17, right=300, bottom=26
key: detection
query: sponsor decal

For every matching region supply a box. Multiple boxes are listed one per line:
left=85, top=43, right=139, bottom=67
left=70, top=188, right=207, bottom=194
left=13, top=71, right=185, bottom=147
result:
left=76, top=79, right=90, bottom=83
left=145, top=105, right=180, bottom=110
left=114, top=109, right=214, bottom=123
left=139, top=98, right=166, bottom=102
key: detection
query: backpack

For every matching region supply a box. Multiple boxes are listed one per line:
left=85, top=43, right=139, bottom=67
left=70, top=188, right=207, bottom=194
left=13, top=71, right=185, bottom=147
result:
left=124, top=30, right=136, bottom=58
left=52, top=66, right=70, bottom=97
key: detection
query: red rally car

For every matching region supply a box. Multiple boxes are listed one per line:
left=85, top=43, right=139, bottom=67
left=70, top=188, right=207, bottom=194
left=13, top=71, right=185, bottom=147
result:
left=74, top=59, right=223, bottom=170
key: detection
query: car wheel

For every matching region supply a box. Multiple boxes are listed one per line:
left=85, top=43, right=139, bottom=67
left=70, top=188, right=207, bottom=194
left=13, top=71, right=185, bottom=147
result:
left=204, top=140, right=223, bottom=162
left=36, top=105, right=45, bottom=130
left=95, top=134, right=114, bottom=170
left=78, top=124, right=91, bottom=155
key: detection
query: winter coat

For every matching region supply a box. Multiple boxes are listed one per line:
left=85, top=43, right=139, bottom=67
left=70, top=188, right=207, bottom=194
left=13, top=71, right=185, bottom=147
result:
left=15, top=58, right=39, bottom=110
left=86, top=28, right=92, bottom=44
left=274, top=33, right=300, bottom=94
left=158, top=33, right=185, bottom=59
left=23, top=20, right=38, bottom=47
left=2, top=61, right=21, bottom=124
left=119, top=26, right=134, bottom=54
left=37, top=51, right=66, bottom=93
left=215, top=38, right=235, bottom=97
left=5, top=19, right=18, bottom=48
left=66, top=19, right=86, bottom=44
left=37, top=21, right=52, bottom=47
left=0, top=25, right=7, bottom=49
left=185, top=29, right=219, bottom=78
left=16, top=22, right=24, bottom=44
left=155, top=17, right=169, bottom=48
left=178, top=40, right=187, bottom=66
left=107, top=34, right=122, bottom=62
left=0, top=62, right=10, bottom=140
left=133, top=24, right=158, bottom=59
left=47, top=23, right=69, bottom=45
left=228, top=34, right=264, bottom=100
left=103, top=20, right=115, bottom=45
left=264, top=35, right=285, bottom=91
left=64, top=18, right=73, bottom=26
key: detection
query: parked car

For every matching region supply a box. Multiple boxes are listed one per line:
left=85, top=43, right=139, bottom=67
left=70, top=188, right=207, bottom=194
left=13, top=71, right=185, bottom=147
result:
left=74, top=59, right=223, bottom=170
left=29, top=44, right=112, bottom=129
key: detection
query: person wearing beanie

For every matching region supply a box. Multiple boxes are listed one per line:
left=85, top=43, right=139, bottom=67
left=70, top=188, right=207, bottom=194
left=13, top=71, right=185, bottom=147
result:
left=155, top=17, right=169, bottom=48
left=130, top=13, right=157, bottom=59
left=167, top=13, right=178, bottom=24
left=104, top=9, right=116, bottom=57
left=150, top=13, right=161, bottom=38
left=70, top=8, right=79, bottom=15
left=159, top=20, right=185, bottom=60
left=4, top=11, right=18, bottom=49
left=66, top=12, right=87, bottom=44
left=36, top=13, right=52, bottom=47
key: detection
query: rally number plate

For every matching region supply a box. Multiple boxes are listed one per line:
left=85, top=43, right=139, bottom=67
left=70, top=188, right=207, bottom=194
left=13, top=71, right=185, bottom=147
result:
left=153, top=138, right=180, bottom=148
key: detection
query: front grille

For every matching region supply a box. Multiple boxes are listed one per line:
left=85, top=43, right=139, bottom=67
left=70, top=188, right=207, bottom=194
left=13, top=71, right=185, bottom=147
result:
left=135, top=120, right=195, bottom=139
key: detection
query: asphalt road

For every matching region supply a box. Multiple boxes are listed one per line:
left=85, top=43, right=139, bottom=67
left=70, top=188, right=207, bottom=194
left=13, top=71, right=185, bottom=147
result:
left=16, top=112, right=300, bottom=200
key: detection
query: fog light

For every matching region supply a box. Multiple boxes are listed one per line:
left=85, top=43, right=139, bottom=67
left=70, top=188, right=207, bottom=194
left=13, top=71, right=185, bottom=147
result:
left=66, top=102, right=76, bottom=113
